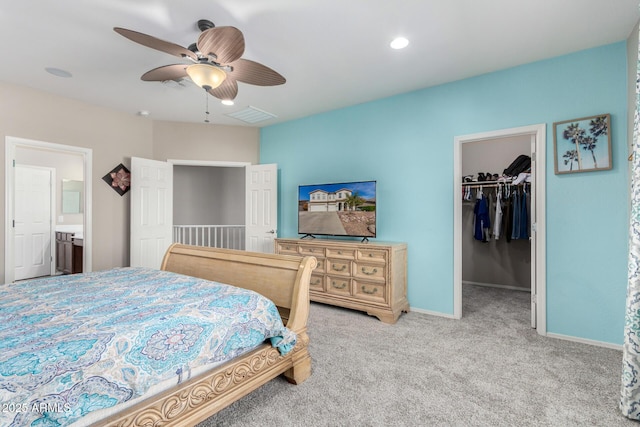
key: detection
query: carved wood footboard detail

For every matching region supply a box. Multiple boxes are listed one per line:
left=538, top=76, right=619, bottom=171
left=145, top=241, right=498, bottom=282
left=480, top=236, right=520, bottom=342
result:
left=104, top=337, right=310, bottom=426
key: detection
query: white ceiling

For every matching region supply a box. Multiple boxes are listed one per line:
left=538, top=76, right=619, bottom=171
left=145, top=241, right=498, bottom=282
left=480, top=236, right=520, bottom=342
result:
left=1, top=0, right=638, bottom=127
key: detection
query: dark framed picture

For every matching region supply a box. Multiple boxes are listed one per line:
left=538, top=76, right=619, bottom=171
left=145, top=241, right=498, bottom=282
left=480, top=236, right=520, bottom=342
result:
left=102, top=163, right=131, bottom=196
left=553, top=113, right=612, bottom=174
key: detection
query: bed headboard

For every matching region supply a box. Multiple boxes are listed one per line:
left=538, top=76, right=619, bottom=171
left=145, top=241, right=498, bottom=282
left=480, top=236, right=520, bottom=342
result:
left=160, top=244, right=317, bottom=330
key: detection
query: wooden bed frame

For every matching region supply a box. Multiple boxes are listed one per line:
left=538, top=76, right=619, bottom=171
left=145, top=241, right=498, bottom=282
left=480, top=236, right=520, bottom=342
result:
left=99, top=244, right=317, bottom=426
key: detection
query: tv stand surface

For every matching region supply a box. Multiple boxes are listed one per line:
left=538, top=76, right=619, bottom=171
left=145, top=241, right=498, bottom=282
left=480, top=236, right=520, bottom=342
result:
left=275, top=238, right=409, bottom=323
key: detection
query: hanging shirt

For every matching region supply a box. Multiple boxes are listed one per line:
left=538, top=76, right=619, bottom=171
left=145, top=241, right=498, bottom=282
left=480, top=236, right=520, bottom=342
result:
left=493, top=188, right=503, bottom=240
left=473, top=195, right=491, bottom=242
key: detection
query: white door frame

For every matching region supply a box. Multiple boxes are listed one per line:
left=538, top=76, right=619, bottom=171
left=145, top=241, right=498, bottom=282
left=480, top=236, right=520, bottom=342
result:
left=5, top=136, right=92, bottom=283
left=167, top=159, right=277, bottom=252
left=168, top=160, right=251, bottom=168
left=453, top=124, right=547, bottom=335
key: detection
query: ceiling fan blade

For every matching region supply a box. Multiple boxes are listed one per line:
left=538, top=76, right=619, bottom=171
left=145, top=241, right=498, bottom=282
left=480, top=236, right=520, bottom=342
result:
left=229, top=59, right=286, bottom=86
left=141, top=64, right=188, bottom=82
left=114, top=27, right=197, bottom=61
left=207, top=78, right=238, bottom=100
left=197, top=26, right=245, bottom=64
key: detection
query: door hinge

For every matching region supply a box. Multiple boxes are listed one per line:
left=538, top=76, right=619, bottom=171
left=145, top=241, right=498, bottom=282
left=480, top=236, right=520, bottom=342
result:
left=12, top=159, right=15, bottom=167
left=531, top=152, right=536, bottom=162
left=12, top=220, right=15, bottom=228
left=531, top=293, right=537, bottom=303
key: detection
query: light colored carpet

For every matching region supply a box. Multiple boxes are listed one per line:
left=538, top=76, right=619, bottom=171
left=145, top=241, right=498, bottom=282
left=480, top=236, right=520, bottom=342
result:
left=198, top=284, right=634, bottom=426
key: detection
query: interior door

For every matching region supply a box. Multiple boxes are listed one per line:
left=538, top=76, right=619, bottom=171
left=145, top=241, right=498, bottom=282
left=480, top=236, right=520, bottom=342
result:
left=130, top=157, right=173, bottom=268
left=245, top=164, right=278, bottom=253
left=14, top=165, right=53, bottom=280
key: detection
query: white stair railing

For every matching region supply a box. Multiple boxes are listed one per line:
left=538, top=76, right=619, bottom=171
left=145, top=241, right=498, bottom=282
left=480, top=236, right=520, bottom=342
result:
left=173, top=225, right=245, bottom=250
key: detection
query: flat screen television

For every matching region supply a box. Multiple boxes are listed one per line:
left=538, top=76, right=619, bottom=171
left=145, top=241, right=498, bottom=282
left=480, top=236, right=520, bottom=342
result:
left=298, top=180, right=376, bottom=240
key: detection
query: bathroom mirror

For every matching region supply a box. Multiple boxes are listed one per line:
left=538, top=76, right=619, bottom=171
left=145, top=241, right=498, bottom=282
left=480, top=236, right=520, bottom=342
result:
left=62, top=179, right=83, bottom=214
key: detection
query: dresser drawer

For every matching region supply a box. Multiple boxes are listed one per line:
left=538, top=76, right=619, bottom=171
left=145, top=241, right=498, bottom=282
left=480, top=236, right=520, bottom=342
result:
left=309, top=274, right=325, bottom=292
left=314, top=257, right=326, bottom=273
left=354, top=279, right=386, bottom=303
left=276, top=242, right=299, bottom=255
left=357, top=248, right=387, bottom=263
left=354, top=262, right=386, bottom=281
left=299, top=245, right=325, bottom=257
left=326, top=247, right=356, bottom=259
left=326, top=276, right=351, bottom=296
left=327, top=259, right=351, bottom=276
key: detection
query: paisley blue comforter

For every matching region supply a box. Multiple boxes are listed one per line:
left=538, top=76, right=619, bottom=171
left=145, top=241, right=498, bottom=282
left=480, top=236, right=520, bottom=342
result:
left=0, top=267, right=296, bottom=427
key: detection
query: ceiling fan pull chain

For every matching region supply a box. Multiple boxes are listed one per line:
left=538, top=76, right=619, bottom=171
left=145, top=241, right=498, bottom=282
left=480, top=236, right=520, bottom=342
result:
left=204, top=90, right=210, bottom=123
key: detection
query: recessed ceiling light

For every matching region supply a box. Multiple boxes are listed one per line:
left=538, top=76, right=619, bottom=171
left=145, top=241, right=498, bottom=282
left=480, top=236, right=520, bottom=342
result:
left=45, top=67, right=72, bottom=78
left=390, top=37, right=409, bottom=50
left=221, top=99, right=234, bottom=106
left=137, top=110, right=150, bottom=117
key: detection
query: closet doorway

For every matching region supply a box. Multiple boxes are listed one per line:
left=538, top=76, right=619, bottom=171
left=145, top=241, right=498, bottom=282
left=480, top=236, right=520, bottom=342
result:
left=453, top=124, right=546, bottom=335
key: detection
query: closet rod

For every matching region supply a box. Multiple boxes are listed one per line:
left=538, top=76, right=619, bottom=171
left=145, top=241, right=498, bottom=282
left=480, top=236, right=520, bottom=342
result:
left=461, top=181, right=527, bottom=189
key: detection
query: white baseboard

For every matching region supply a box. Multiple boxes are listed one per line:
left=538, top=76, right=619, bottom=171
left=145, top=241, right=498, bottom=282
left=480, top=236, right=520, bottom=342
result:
left=409, top=306, right=458, bottom=319
left=546, top=332, right=622, bottom=351
left=463, top=280, right=531, bottom=292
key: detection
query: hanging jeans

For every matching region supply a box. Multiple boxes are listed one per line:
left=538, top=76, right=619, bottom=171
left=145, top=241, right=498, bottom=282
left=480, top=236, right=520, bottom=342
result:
left=518, top=191, right=529, bottom=239
left=473, top=196, right=491, bottom=242
left=511, top=191, right=520, bottom=240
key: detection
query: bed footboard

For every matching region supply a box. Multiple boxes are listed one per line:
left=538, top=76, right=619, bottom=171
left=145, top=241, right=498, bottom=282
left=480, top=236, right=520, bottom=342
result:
left=99, top=244, right=316, bottom=426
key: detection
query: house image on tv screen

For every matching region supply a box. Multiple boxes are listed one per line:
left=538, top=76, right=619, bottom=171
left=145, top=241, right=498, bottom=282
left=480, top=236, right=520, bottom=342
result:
left=308, top=188, right=354, bottom=212
left=298, top=181, right=376, bottom=238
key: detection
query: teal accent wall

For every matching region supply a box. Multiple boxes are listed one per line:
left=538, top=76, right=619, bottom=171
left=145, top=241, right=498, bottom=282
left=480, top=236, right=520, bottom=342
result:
left=260, top=42, right=629, bottom=345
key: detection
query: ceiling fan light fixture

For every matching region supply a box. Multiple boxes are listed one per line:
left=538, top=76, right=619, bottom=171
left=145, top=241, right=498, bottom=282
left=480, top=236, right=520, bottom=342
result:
left=186, top=64, right=226, bottom=90
left=221, top=99, right=234, bottom=106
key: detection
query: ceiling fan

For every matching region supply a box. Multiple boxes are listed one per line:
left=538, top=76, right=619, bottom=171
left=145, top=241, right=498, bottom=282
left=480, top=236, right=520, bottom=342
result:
left=113, top=19, right=285, bottom=101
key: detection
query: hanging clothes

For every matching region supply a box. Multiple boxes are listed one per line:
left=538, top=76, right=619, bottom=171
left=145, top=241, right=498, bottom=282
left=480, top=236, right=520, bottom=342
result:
left=493, top=186, right=503, bottom=240
left=511, top=189, right=521, bottom=240
left=504, top=187, right=513, bottom=242
left=473, top=192, right=491, bottom=242
left=518, top=188, right=529, bottom=240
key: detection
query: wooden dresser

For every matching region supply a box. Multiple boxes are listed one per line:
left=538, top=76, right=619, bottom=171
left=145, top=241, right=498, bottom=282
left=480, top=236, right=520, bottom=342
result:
left=275, top=238, right=408, bottom=323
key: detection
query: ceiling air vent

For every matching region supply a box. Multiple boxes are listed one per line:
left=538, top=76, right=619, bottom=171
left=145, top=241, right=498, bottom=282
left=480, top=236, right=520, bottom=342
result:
left=226, top=106, right=277, bottom=124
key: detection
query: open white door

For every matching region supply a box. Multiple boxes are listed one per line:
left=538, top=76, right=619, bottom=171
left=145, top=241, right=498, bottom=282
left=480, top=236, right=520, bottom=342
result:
left=530, top=135, right=537, bottom=328
left=130, top=157, right=173, bottom=268
left=14, top=165, right=54, bottom=280
left=245, top=164, right=277, bottom=253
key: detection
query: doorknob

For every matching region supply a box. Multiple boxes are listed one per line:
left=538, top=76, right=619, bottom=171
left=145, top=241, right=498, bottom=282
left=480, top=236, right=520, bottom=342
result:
left=267, top=229, right=276, bottom=234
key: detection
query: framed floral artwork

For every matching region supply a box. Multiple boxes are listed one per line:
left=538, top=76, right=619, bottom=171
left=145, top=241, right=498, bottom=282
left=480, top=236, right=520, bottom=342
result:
left=102, top=163, right=131, bottom=196
left=553, top=113, right=612, bottom=174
